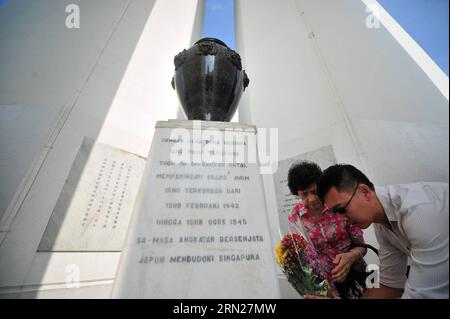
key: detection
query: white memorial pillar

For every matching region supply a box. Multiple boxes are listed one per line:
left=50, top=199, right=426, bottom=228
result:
left=0, top=0, right=204, bottom=298
left=235, top=0, right=448, bottom=297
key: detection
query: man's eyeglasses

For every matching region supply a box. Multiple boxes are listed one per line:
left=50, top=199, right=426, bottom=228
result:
left=331, top=183, right=359, bottom=214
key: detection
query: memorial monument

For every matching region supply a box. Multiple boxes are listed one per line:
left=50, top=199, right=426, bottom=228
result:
left=112, top=38, right=280, bottom=298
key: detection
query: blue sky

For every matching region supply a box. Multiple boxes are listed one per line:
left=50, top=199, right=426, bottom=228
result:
left=203, top=0, right=449, bottom=75
left=378, top=0, right=449, bottom=75
left=203, top=0, right=236, bottom=49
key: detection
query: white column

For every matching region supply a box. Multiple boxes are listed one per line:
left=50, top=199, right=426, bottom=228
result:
left=0, top=0, right=204, bottom=298
left=235, top=0, right=448, bottom=297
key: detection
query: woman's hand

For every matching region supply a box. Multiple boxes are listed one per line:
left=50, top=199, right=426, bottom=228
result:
left=331, top=251, right=359, bottom=283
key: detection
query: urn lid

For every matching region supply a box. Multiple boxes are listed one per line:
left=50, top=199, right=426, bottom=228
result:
left=194, top=37, right=229, bottom=48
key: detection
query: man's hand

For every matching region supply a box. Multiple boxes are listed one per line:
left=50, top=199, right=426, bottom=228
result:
left=331, top=251, right=358, bottom=283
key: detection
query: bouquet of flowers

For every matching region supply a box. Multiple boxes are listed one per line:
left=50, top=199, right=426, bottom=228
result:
left=275, top=232, right=332, bottom=297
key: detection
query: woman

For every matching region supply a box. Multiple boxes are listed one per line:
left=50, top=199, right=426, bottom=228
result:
left=287, top=161, right=368, bottom=298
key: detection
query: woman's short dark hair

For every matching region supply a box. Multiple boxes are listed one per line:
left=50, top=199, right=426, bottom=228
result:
left=317, top=164, right=375, bottom=203
left=287, top=161, right=323, bottom=196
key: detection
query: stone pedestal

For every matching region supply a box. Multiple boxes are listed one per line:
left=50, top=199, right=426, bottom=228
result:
left=112, top=120, right=280, bottom=298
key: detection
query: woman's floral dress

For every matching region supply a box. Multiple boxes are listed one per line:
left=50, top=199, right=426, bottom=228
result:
left=288, top=202, right=366, bottom=282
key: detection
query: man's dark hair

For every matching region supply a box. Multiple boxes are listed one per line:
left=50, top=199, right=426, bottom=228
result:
left=317, top=164, right=375, bottom=203
left=287, top=161, right=323, bottom=196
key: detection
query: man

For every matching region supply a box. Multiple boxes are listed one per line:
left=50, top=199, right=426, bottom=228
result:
left=317, top=164, right=449, bottom=299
